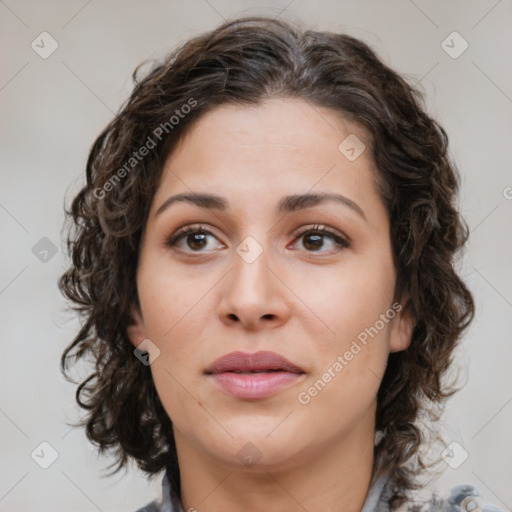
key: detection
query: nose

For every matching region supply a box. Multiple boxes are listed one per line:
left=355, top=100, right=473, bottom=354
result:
left=217, top=241, right=291, bottom=331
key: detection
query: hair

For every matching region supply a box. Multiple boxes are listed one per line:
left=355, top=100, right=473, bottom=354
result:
left=59, top=16, right=474, bottom=510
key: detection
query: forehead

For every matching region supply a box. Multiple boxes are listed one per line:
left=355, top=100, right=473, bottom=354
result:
left=151, top=98, right=385, bottom=227
left=169, top=97, right=369, bottom=165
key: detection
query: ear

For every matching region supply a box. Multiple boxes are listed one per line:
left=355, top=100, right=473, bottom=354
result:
left=126, top=304, right=150, bottom=351
left=388, top=297, right=416, bottom=353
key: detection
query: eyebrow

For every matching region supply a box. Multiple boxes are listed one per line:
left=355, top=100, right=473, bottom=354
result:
left=155, top=191, right=367, bottom=221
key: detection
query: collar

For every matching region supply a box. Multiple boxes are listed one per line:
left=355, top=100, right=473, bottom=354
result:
left=158, top=468, right=392, bottom=512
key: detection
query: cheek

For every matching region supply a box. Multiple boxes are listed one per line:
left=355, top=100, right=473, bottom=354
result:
left=137, top=260, right=211, bottom=342
left=298, top=348, right=385, bottom=434
left=296, top=259, right=395, bottom=349
left=136, top=266, right=218, bottom=404
left=138, top=275, right=211, bottom=430
left=296, top=287, right=392, bottom=422
left=149, top=363, right=204, bottom=438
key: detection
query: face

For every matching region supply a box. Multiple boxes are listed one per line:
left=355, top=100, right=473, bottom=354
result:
left=128, top=98, right=414, bottom=472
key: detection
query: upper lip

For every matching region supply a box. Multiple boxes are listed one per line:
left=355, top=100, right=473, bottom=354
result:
left=205, top=351, right=305, bottom=374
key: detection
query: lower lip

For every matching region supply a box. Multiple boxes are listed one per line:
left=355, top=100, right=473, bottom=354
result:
left=208, top=371, right=304, bottom=400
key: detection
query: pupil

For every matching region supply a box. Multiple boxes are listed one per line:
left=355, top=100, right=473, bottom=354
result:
left=188, top=233, right=207, bottom=249
left=305, top=234, right=322, bottom=251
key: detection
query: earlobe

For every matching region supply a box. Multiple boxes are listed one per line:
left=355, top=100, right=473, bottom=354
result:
left=388, top=300, right=416, bottom=353
left=126, top=304, right=149, bottom=350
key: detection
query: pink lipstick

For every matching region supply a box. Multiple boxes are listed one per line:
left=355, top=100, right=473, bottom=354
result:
left=205, top=350, right=305, bottom=400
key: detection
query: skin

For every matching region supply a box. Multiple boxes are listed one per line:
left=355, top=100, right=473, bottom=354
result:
left=128, top=98, right=415, bottom=512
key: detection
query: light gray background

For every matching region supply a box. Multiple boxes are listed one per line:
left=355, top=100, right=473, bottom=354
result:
left=1, top=1, right=511, bottom=511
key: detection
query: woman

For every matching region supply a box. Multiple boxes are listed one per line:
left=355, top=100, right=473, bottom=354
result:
left=59, top=16, right=501, bottom=512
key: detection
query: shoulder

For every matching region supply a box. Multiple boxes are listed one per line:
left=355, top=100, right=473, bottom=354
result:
left=401, top=483, right=504, bottom=512
left=370, top=474, right=503, bottom=512
left=133, top=500, right=160, bottom=512
left=133, top=496, right=184, bottom=512
left=132, top=468, right=184, bottom=512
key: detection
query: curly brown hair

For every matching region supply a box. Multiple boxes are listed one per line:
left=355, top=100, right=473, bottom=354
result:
left=59, top=16, right=474, bottom=510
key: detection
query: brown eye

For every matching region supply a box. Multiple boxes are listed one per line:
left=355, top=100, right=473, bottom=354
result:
left=292, top=225, right=350, bottom=254
left=184, top=232, right=208, bottom=250
left=302, top=233, right=324, bottom=251
left=167, top=226, right=222, bottom=252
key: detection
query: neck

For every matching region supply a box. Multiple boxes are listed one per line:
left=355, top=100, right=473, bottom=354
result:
left=174, top=418, right=376, bottom=512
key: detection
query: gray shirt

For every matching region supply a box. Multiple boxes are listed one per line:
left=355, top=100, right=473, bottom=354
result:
left=135, top=468, right=503, bottom=512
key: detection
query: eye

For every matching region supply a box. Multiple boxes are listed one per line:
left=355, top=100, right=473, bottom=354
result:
left=290, top=224, right=350, bottom=254
left=166, top=224, right=223, bottom=253
left=166, top=223, right=350, bottom=255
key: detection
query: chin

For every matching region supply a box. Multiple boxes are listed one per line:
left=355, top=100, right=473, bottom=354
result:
left=201, top=420, right=313, bottom=472
left=219, top=442, right=306, bottom=473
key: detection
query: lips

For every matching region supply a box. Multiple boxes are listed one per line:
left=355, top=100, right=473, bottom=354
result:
left=204, top=350, right=305, bottom=375
left=205, top=351, right=306, bottom=400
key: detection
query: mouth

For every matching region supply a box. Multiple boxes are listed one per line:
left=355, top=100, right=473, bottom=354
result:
left=204, top=350, right=305, bottom=375
left=205, top=351, right=305, bottom=400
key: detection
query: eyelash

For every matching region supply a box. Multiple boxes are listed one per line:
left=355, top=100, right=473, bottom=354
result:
left=166, top=223, right=350, bottom=254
